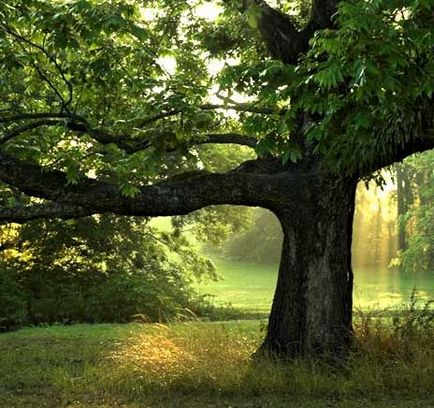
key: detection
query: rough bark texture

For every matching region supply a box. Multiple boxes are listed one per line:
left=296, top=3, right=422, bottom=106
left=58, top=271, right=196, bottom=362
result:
left=260, top=175, right=357, bottom=357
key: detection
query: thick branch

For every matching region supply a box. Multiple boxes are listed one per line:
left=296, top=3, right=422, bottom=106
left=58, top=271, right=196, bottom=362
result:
left=237, top=0, right=338, bottom=65
left=309, top=0, right=338, bottom=31
left=368, top=129, right=434, bottom=176
left=0, top=202, right=94, bottom=223
left=0, top=152, right=286, bottom=217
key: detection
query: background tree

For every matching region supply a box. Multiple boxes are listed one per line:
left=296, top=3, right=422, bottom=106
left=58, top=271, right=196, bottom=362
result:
left=0, top=212, right=218, bottom=331
left=0, top=0, right=433, bottom=358
left=397, top=150, right=434, bottom=274
left=396, top=162, right=414, bottom=251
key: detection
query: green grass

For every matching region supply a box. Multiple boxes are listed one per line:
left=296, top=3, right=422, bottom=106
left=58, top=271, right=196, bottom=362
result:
left=195, top=260, right=277, bottom=313
left=1, top=320, right=434, bottom=408
left=195, top=260, right=434, bottom=312
left=1, top=259, right=433, bottom=407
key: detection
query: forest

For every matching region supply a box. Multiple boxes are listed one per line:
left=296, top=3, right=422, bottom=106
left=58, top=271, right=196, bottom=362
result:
left=0, top=0, right=433, bottom=407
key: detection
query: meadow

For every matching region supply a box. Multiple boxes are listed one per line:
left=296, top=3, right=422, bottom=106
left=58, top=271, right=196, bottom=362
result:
left=1, top=260, right=433, bottom=408
left=1, top=318, right=434, bottom=408
left=195, top=259, right=434, bottom=312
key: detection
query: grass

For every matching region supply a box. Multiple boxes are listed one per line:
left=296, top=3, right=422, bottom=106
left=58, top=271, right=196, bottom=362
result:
left=194, top=260, right=277, bottom=313
left=1, top=258, right=433, bottom=407
left=195, top=260, right=434, bottom=312
left=1, top=315, right=434, bottom=408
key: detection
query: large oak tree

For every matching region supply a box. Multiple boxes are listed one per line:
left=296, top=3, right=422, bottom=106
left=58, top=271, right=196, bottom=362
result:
left=0, top=0, right=433, bottom=358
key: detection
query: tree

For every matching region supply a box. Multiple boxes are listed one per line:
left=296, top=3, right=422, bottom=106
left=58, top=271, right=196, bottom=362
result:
left=0, top=0, right=433, bottom=358
left=397, top=150, right=434, bottom=274
left=0, top=213, right=217, bottom=331
left=396, top=162, right=414, bottom=251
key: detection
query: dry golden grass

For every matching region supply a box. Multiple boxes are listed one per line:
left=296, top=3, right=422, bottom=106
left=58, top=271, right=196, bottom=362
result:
left=1, top=312, right=433, bottom=407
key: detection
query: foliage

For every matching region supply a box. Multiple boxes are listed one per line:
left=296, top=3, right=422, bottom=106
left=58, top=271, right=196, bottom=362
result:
left=0, top=214, right=217, bottom=331
left=219, top=0, right=434, bottom=173
left=0, top=316, right=433, bottom=407
left=0, top=0, right=431, bottom=225
left=0, top=0, right=433, bottom=358
left=398, top=150, right=434, bottom=274
left=0, top=0, right=431, bottom=201
left=0, top=0, right=254, bottom=188
left=302, top=0, right=433, bottom=174
left=221, top=208, right=282, bottom=264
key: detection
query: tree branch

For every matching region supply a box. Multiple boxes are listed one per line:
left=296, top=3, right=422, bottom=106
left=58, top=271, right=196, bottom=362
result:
left=367, top=129, right=434, bottom=176
left=0, top=112, right=71, bottom=123
left=0, top=151, right=284, bottom=217
left=0, top=202, right=94, bottom=223
left=0, top=120, right=64, bottom=144
left=232, top=0, right=338, bottom=65
left=1, top=24, right=73, bottom=109
left=135, top=103, right=279, bottom=128
left=309, top=0, right=338, bottom=31
left=0, top=112, right=258, bottom=152
left=197, top=133, right=257, bottom=148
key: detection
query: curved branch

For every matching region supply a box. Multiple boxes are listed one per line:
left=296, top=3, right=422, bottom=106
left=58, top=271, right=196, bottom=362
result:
left=197, top=133, right=257, bottom=148
left=0, top=120, right=64, bottom=144
left=0, top=112, right=258, bottom=152
left=135, top=103, right=279, bottom=128
left=367, top=129, right=434, bottom=176
left=0, top=152, right=284, bottom=217
left=0, top=112, right=71, bottom=123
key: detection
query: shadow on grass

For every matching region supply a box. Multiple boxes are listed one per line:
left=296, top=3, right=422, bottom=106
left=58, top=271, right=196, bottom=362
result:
left=1, top=300, right=433, bottom=408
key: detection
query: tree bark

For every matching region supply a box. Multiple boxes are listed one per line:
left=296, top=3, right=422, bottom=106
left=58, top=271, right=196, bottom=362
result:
left=396, top=164, right=413, bottom=251
left=259, top=175, right=357, bottom=358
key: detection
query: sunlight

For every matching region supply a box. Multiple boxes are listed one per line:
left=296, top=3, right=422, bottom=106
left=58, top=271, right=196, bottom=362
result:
left=111, top=332, right=197, bottom=379
left=156, top=56, right=177, bottom=76
left=195, top=2, right=222, bottom=21
left=109, top=324, right=256, bottom=385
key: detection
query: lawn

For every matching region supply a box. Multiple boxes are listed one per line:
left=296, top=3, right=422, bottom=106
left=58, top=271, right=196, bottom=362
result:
left=195, top=259, right=434, bottom=312
left=1, top=259, right=433, bottom=407
left=194, top=260, right=277, bottom=312
left=1, top=321, right=433, bottom=408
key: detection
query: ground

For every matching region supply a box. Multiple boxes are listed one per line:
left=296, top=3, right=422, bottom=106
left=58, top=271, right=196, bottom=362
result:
left=1, top=321, right=433, bottom=408
left=195, top=260, right=434, bottom=311
left=1, top=261, right=433, bottom=407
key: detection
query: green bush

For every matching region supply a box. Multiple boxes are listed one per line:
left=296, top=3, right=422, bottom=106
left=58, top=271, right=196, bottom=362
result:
left=0, top=215, right=215, bottom=330
left=0, top=267, right=27, bottom=331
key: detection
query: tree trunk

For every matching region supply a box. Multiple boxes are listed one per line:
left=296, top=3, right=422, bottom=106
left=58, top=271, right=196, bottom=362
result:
left=396, top=164, right=413, bottom=251
left=259, top=175, right=357, bottom=358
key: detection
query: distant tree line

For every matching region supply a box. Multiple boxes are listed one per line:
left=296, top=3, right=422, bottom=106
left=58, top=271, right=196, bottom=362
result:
left=222, top=151, right=434, bottom=274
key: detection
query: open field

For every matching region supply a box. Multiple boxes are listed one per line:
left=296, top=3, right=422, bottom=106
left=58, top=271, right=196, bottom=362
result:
left=195, top=260, right=434, bottom=312
left=1, top=321, right=434, bottom=408
left=1, top=260, right=433, bottom=407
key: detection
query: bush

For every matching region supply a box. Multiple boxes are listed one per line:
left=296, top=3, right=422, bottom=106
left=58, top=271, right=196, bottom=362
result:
left=0, top=215, right=216, bottom=330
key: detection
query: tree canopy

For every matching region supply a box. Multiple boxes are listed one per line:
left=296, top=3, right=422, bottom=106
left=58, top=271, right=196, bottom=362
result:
left=0, top=0, right=433, bottom=357
left=0, top=0, right=431, bottom=221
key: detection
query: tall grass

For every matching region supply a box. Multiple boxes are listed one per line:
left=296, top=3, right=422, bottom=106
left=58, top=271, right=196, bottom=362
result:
left=96, top=311, right=434, bottom=402
left=1, top=303, right=433, bottom=407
